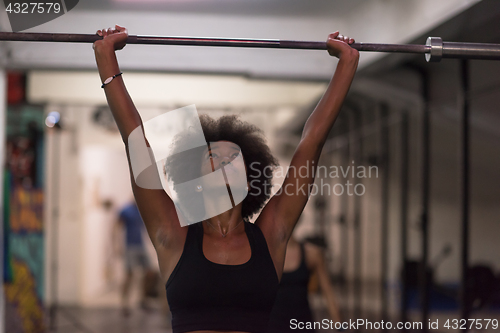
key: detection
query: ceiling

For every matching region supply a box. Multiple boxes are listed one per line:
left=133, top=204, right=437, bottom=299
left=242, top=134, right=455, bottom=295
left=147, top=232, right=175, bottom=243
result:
left=0, top=0, right=483, bottom=79
left=72, top=0, right=364, bottom=17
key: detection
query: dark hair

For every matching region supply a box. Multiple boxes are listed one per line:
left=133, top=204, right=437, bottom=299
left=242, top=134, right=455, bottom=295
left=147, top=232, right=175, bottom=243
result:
left=164, top=114, right=278, bottom=221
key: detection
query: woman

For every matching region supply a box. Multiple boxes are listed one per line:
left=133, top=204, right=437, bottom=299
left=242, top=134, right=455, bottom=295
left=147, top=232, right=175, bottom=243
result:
left=93, top=25, right=358, bottom=333
left=267, top=237, right=342, bottom=332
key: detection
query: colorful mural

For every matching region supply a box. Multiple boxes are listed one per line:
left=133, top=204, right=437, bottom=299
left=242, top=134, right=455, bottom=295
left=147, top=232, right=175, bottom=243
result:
left=3, top=102, right=46, bottom=332
left=4, top=185, right=45, bottom=333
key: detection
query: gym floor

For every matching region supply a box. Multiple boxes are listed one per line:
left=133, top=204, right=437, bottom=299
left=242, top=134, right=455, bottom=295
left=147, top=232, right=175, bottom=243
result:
left=48, top=280, right=500, bottom=333
left=52, top=306, right=500, bottom=333
left=53, top=307, right=172, bottom=333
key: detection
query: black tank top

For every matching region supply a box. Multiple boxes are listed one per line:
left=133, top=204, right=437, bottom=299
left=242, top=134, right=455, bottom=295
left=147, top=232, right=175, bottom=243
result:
left=267, top=243, right=315, bottom=333
left=166, top=221, right=279, bottom=333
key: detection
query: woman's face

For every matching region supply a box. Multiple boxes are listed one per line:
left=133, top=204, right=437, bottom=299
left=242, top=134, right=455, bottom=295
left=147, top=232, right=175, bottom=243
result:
left=200, top=141, right=247, bottom=192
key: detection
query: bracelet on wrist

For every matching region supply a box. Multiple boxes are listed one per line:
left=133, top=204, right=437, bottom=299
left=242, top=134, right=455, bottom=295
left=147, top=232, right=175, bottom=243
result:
left=101, top=72, right=123, bottom=88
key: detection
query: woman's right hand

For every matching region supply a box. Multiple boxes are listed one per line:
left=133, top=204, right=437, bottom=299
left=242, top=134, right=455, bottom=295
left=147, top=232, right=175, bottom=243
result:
left=93, top=25, right=128, bottom=52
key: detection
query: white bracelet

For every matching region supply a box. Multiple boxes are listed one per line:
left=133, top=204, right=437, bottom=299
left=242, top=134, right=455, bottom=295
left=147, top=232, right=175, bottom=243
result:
left=101, top=72, right=123, bottom=88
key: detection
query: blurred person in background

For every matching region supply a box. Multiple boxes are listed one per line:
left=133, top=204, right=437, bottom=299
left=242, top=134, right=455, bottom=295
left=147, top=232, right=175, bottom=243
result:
left=268, top=234, right=343, bottom=332
left=114, top=200, right=155, bottom=317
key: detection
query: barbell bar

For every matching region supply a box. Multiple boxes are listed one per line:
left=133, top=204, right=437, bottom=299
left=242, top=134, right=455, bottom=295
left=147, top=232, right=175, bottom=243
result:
left=0, top=32, right=499, bottom=62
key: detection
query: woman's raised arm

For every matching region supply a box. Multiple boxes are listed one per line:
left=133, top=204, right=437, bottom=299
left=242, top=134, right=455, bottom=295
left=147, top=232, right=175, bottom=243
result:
left=257, top=32, right=359, bottom=245
left=93, top=26, right=185, bottom=250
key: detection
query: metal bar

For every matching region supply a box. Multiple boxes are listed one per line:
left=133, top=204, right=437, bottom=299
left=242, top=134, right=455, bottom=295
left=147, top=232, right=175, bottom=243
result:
left=0, top=32, right=499, bottom=60
left=0, top=32, right=428, bottom=52
left=459, top=59, right=470, bottom=322
left=379, top=103, right=390, bottom=327
left=0, top=32, right=423, bottom=51
left=133, top=36, right=284, bottom=48
left=353, top=43, right=428, bottom=54
left=420, top=68, right=431, bottom=333
left=340, top=117, right=349, bottom=287
left=346, top=112, right=356, bottom=322
left=443, top=42, right=500, bottom=60
left=400, top=111, right=410, bottom=328
left=351, top=109, right=363, bottom=325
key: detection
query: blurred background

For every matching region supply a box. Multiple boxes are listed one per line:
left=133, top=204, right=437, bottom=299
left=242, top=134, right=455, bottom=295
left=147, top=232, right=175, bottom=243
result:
left=1, top=0, right=500, bottom=332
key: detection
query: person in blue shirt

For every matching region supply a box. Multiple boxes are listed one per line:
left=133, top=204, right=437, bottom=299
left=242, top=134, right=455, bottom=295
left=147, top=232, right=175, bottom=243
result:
left=116, top=201, right=152, bottom=316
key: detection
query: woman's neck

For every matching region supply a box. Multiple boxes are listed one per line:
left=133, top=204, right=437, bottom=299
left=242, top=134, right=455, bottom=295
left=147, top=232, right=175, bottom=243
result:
left=203, top=208, right=244, bottom=237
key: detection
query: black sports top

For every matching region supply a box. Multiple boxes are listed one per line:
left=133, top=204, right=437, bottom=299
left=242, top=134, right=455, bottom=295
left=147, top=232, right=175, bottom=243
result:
left=166, top=221, right=279, bottom=333
left=267, top=243, right=315, bottom=332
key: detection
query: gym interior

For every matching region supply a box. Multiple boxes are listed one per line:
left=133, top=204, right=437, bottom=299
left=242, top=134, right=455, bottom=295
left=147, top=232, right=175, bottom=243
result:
left=1, top=0, right=500, bottom=332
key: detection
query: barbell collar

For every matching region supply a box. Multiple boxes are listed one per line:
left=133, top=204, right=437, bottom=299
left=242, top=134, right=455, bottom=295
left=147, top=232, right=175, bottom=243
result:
left=426, top=37, right=443, bottom=62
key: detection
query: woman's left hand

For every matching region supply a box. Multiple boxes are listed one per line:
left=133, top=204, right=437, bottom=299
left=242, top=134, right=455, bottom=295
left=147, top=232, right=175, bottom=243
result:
left=326, top=31, right=359, bottom=60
